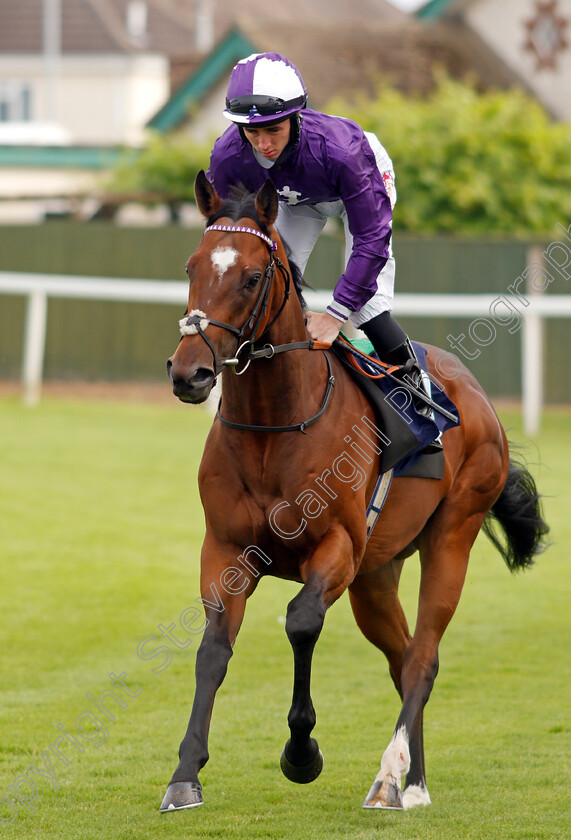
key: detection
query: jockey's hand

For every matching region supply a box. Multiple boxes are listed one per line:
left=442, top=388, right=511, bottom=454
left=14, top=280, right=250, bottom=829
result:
left=305, top=311, right=344, bottom=345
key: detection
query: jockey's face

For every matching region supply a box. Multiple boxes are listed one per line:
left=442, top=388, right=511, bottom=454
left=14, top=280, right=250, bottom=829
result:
left=243, top=118, right=291, bottom=161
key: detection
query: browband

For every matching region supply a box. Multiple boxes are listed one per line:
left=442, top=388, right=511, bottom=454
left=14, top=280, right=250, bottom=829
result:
left=204, top=224, right=277, bottom=252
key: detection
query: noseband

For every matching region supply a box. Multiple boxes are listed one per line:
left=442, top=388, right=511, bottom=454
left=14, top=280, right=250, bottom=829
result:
left=178, top=224, right=290, bottom=375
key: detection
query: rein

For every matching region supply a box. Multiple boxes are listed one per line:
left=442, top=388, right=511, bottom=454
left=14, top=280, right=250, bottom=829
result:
left=179, top=222, right=336, bottom=433
left=216, top=352, right=335, bottom=434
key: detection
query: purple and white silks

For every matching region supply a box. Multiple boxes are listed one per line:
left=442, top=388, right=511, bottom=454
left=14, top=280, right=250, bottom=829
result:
left=207, top=110, right=395, bottom=321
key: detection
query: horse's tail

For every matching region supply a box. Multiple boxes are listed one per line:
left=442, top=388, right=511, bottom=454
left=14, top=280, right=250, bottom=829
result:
left=482, top=452, right=550, bottom=572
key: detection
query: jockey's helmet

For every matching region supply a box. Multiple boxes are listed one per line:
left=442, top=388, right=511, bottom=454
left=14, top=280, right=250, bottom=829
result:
left=223, top=53, right=307, bottom=125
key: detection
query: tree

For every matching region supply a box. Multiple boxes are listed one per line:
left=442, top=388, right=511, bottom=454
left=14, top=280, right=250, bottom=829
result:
left=106, top=78, right=571, bottom=235
left=328, top=75, right=571, bottom=235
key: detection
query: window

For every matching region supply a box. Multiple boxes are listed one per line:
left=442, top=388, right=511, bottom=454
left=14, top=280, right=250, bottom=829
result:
left=0, top=82, right=32, bottom=122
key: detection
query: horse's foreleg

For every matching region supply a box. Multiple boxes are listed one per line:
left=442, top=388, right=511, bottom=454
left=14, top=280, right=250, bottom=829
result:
left=280, top=580, right=325, bottom=783
left=363, top=509, right=487, bottom=810
left=161, top=621, right=234, bottom=811
left=160, top=542, right=254, bottom=812
left=281, top=526, right=355, bottom=784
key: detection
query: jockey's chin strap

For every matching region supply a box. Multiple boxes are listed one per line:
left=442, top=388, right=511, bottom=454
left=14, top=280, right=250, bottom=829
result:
left=178, top=224, right=293, bottom=376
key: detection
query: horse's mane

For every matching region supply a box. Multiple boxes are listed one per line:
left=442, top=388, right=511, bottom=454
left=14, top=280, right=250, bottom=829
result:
left=207, top=184, right=308, bottom=309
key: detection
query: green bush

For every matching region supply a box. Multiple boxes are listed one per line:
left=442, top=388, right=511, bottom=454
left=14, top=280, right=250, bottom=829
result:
left=106, top=131, right=212, bottom=209
left=328, top=75, right=571, bottom=235
left=107, top=78, right=571, bottom=235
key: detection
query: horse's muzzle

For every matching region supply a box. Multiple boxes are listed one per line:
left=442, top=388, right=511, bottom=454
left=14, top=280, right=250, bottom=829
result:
left=167, top=358, right=215, bottom=404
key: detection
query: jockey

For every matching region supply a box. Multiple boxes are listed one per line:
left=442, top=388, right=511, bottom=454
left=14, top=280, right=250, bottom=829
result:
left=207, top=52, right=440, bottom=445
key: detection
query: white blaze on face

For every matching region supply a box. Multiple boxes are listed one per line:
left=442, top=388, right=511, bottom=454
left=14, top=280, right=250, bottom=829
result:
left=211, top=246, right=238, bottom=282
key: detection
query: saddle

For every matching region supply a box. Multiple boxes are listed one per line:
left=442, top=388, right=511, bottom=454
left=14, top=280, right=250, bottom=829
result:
left=332, top=335, right=460, bottom=480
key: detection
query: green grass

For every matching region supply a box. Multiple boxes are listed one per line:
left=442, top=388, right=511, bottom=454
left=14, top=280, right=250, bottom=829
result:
left=0, top=394, right=569, bottom=839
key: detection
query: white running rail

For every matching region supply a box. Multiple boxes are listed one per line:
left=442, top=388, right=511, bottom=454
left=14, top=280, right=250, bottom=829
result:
left=1, top=271, right=570, bottom=435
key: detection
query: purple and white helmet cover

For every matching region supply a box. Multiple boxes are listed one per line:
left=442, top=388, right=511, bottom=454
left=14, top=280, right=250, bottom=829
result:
left=223, top=53, right=307, bottom=124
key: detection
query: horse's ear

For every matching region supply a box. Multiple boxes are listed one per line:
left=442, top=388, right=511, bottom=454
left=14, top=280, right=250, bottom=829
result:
left=255, top=179, right=279, bottom=228
left=195, top=170, right=222, bottom=218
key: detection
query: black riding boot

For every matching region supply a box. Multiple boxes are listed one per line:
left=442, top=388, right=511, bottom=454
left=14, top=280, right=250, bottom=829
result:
left=361, top=313, right=443, bottom=453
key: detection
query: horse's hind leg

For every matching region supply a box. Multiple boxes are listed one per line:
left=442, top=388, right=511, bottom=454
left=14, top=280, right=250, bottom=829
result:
left=349, top=559, right=429, bottom=809
left=362, top=507, right=489, bottom=810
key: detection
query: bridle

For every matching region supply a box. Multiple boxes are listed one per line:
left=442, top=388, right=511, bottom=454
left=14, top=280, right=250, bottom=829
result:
left=178, top=223, right=336, bottom=433
left=179, top=224, right=289, bottom=376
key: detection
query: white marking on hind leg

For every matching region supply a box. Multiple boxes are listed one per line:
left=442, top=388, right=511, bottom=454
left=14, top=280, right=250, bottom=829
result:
left=403, top=783, right=431, bottom=809
left=374, top=725, right=410, bottom=788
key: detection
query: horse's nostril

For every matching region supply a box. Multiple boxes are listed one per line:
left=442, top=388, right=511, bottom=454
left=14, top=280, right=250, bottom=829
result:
left=191, top=368, right=215, bottom=387
left=168, top=359, right=214, bottom=402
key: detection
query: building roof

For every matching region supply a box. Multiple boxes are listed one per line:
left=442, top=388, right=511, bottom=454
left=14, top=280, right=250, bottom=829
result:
left=0, top=144, right=123, bottom=168
left=416, top=0, right=476, bottom=20
left=0, top=0, right=404, bottom=56
left=149, top=17, right=527, bottom=131
left=212, top=0, right=405, bottom=28
left=0, top=0, right=193, bottom=54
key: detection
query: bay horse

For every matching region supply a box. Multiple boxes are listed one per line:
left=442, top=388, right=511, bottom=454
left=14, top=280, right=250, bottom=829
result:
left=162, top=172, right=548, bottom=813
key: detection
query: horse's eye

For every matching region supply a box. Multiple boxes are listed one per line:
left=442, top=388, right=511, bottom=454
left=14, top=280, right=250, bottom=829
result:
left=245, top=272, right=262, bottom=289
left=184, top=265, right=189, bottom=276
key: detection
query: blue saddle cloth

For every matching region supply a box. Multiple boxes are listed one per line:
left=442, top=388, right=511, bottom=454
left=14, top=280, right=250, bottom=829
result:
left=332, top=337, right=460, bottom=478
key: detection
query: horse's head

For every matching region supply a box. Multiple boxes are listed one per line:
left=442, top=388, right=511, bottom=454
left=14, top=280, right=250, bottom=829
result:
left=167, top=171, right=294, bottom=404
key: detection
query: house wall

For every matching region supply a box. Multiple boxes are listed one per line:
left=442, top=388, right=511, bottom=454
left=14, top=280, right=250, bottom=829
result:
left=0, top=167, right=97, bottom=198
left=182, top=77, right=229, bottom=144
left=0, top=53, right=170, bottom=144
left=466, top=0, right=571, bottom=120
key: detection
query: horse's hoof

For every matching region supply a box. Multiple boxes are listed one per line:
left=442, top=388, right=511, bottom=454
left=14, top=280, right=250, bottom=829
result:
left=280, top=739, right=324, bottom=784
left=160, top=781, right=204, bottom=812
left=362, top=778, right=404, bottom=810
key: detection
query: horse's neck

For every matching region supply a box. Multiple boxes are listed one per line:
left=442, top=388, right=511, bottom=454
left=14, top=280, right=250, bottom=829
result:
left=220, top=297, right=324, bottom=429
